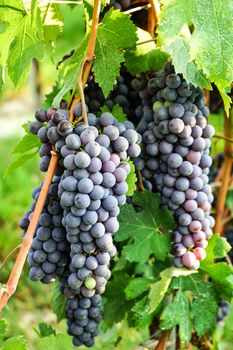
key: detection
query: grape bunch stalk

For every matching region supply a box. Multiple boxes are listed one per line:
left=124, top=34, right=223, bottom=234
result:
left=134, top=62, right=215, bottom=269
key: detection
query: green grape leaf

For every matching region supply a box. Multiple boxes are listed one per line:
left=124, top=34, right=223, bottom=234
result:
left=39, top=3, right=63, bottom=42
left=1, top=336, right=28, bottom=350
left=160, top=289, right=191, bottom=348
left=157, top=0, right=233, bottom=114
left=116, top=190, right=176, bottom=263
left=0, top=0, right=45, bottom=88
left=36, top=334, right=76, bottom=350
left=103, top=272, right=133, bottom=325
left=203, top=234, right=231, bottom=263
left=166, top=37, right=211, bottom=89
left=149, top=267, right=196, bottom=314
left=201, top=262, right=233, bottom=301
left=131, top=296, right=155, bottom=328
left=51, top=282, right=66, bottom=323
left=53, top=34, right=89, bottom=107
left=126, top=160, right=137, bottom=197
left=43, top=82, right=60, bottom=109
left=111, top=104, right=127, bottom=122
left=0, top=319, right=8, bottom=335
left=5, top=150, right=38, bottom=177
left=199, top=235, right=233, bottom=300
left=125, top=277, right=151, bottom=300
left=93, top=9, right=137, bottom=97
left=100, top=104, right=127, bottom=121
left=125, top=28, right=168, bottom=75
left=12, top=134, right=40, bottom=155
left=172, top=274, right=218, bottom=336
left=36, top=323, right=56, bottom=338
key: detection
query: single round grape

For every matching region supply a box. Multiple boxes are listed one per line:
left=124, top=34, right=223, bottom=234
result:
left=100, top=112, right=114, bottom=126
left=175, top=177, right=189, bottom=191
left=184, top=199, right=198, bottom=212
left=35, top=108, right=48, bottom=122
left=65, top=134, right=81, bottom=150
left=190, top=177, right=204, bottom=191
left=63, top=154, right=76, bottom=170
left=179, top=161, right=193, bottom=176
left=29, top=121, right=42, bottom=135
left=96, top=234, right=113, bottom=251
left=78, top=178, right=94, bottom=194
left=182, top=235, right=195, bottom=248
left=74, top=193, right=91, bottom=209
left=169, top=118, right=184, bottom=134
left=85, top=277, right=96, bottom=289
left=102, top=173, right=116, bottom=188
left=57, top=120, right=73, bottom=136
left=62, top=176, right=78, bottom=192
left=85, top=256, right=98, bottom=270
left=169, top=103, right=185, bottom=118
left=166, top=74, right=181, bottom=89
left=193, top=247, right=206, bottom=260
left=192, top=137, right=206, bottom=151
left=74, top=152, right=91, bottom=169
left=172, top=243, right=187, bottom=257
left=65, top=212, right=81, bottom=228
left=72, top=253, right=86, bottom=268
left=90, top=172, right=103, bottom=185
left=83, top=210, right=98, bottom=225
left=60, top=191, right=75, bottom=208
left=171, top=191, right=185, bottom=205
left=96, top=134, right=110, bottom=148
left=98, top=146, right=110, bottom=162
left=202, top=124, right=215, bottom=138
left=164, top=87, right=177, bottom=101
left=178, top=213, right=192, bottom=226
left=175, top=145, right=189, bottom=157
left=167, top=153, right=183, bottom=168
left=103, top=125, right=119, bottom=140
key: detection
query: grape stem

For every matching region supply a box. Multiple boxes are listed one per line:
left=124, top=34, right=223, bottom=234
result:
left=213, top=134, right=233, bottom=144
left=147, top=0, right=160, bottom=36
left=0, top=0, right=101, bottom=312
left=214, top=111, right=233, bottom=235
left=0, top=244, right=21, bottom=274
left=137, top=170, right=145, bottom=191
left=124, top=4, right=151, bottom=14
left=155, top=330, right=170, bottom=350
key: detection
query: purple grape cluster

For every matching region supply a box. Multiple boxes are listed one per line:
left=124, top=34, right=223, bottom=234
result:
left=134, top=62, right=215, bottom=269
left=84, top=67, right=142, bottom=123
left=20, top=178, right=70, bottom=284
left=54, top=108, right=140, bottom=346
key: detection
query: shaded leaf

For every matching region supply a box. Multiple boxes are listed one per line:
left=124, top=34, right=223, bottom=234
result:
left=51, top=282, right=66, bottom=323
left=116, top=191, right=175, bottom=263
left=125, top=277, right=151, bottom=300
left=160, top=289, right=191, bottom=348
left=0, top=319, right=8, bottom=335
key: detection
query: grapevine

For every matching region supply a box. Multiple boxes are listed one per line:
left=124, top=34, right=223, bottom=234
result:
left=0, top=0, right=232, bottom=349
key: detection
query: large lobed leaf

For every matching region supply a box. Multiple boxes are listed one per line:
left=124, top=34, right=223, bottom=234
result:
left=0, top=0, right=45, bottom=88
left=116, top=190, right=176, bottom=263
left=157, top=0, right=233, bottom=113
left=93, top=9, right=137, bottom=97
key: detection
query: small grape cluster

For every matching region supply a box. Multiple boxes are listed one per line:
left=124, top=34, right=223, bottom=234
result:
left=84, top=67, right=142, bottom=123
left=134, top=62, right=215, bottom=269
left=29, top=101, right=69, bottom=176
left=20, top=178, right=70, bottom=284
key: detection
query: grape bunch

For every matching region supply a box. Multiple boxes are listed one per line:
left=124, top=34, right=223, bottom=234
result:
left=20, top=178, right=70, bottom=284
left=134, top=62, right=215, bottom=269
left=27, top=98, right=141, bottom=347
left=84, top=67, right=142, bottom=123
left=54, top=109, right=140, bottom=346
